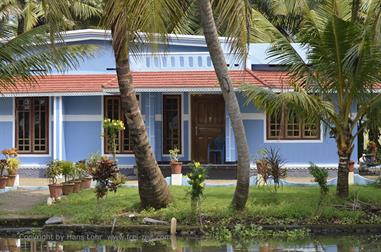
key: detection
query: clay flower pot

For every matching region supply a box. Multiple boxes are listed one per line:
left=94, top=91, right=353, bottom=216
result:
left=48, top=184, right=63, bottom=199
left=62, top=183, right=75, bottom=195
left=348, top=160, right=355, bottom=172
left=81, top=177, right=92, bottom=189
left=0, top=177, right=8, bottom=189
left=6, top=175, right=16, bottom=187
left=73, top=180, right=81, bottom=193
left=170, top=162, right=182, bottom=174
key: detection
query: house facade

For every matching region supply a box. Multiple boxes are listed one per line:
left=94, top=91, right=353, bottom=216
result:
left=0, top=29, right=356, bottom=177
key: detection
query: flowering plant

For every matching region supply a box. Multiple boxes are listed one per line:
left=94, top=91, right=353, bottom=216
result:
left=2, top=148, right=19, bottom=175
left=1, top=148, right=18, bottom=158
left=169, top=148, right=180, bottom=163
left=187, top=161, right=207, bottom=209
left=103, top=118, right=126, bottom=161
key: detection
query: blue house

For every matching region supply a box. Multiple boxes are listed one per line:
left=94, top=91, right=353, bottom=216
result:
left=0, top=29, right=355, bottom=177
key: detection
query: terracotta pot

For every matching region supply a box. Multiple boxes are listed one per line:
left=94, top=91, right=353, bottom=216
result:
left=73, top=180, right=81, bottom=193
left=81, top=177, right=92, bottom=189
left=170, top=162, right=182, bottom=174
left=62, top=183, right=75, bottom=195
left=348, top=160, right=355, bottom=172
left=0, top=177, right=8, bottom=189
left=48, top=184, right=63, bottom=199
left=6, top=175, right=16, bottom=187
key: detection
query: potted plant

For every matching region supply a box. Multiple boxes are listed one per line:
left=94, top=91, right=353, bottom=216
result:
left=61, top=161, right=75, bottom=195
left=0, top=159, right=8, bottom=189
left=76, top=160, right=92, bottom=189
left=169, top=148, right=182, bottom=174
left=1, top=148, right=19, bottom=187
left=6, top=158, right=20, bottom=187
left=46, top=160, right=63, bottom=199
left=71, top=162, right=82, bottom=193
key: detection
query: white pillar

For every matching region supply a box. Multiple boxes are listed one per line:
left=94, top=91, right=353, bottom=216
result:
left=348, top=171, right=354, bottom=185
left=171, top=174, right=182, bottom=185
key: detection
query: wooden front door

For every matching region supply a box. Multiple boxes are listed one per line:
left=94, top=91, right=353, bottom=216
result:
left=191, top=94, right=225, bottom=163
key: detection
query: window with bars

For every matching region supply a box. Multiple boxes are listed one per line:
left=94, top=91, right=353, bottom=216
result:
left=15, top=97, right=49, bottom=154
left=163, top=95, right=181, bottom=154
left=104, top=96, right=139, bottom=154
left=267, top=109, right=320, bottom=140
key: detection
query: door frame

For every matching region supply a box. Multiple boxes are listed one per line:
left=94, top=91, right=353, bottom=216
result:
left=189, top=93, right=226, bottom=163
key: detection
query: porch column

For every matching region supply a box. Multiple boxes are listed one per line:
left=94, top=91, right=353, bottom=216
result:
left=145, top=93, right=156, bottom=155
left=225, top=113, right=237, bottom=162
left=53, top=96, right=64, bottom=160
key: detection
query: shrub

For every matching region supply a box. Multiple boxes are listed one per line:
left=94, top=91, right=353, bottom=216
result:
left=7, top=158, right=20, bottom=175
left=90, top=156, right=126, bottom=199
left=308, top=163, right=329, bottom=196
left=265, top=147, right=286, bottom=190
left=187, top=162, right=207, bottom=209
left=46, top=160, right=63, bottom=184
left=75, top=160, right=88, bottom=179
left=61, top=161, right=74, bottom=183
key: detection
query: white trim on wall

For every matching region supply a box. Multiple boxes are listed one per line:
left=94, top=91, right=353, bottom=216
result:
left=0, top=115, right=13, bottom=122
left=240, top=113, right=266, bottom=120
left=154, top=114, right=162, bottom=121
left=63, top=115, right=103, bottom=121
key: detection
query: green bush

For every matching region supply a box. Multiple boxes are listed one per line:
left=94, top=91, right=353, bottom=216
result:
left=308, top=163, right=329, bottom=196
left=187, top=162, right=207, bottom=209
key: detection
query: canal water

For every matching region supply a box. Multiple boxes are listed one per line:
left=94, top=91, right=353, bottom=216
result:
left=0, top=235, right=380, bottom=251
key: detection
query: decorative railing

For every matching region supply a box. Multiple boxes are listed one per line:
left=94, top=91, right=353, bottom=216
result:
left=130, top=52, right=244, bottom=71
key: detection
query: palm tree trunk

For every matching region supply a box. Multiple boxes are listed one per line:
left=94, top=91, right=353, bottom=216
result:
left=336, top=128, right=352, bottom=198
left=197, top=0, right=250, bottom=210
left=111, top=29, right=171, bottom=209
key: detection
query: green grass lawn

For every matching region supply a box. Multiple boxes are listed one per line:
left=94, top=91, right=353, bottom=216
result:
left=28, top=185, right=381, bottom=226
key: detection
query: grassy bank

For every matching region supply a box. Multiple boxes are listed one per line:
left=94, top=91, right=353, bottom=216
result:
left=28, top=186, right=381, bottom=226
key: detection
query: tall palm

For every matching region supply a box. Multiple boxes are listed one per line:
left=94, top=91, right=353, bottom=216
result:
left=242, top=0, right=381, bottom=198
left=193, top=0, right=252, bottom=210
left=99, top=0, right=188, bottom=209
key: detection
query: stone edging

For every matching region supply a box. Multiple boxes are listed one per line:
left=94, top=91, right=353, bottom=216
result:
left=2, top=222, right=381, bottom=239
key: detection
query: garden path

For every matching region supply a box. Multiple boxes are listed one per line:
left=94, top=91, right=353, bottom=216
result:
left=0, top=190, right=49, bottom=214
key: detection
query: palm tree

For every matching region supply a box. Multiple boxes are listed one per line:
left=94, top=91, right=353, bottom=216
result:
left=193, top=0, right=252, bottom=210
left=2, top=0, right=172, bottom=209
left=242, top=0, right=381, bottom=198
left=0, top=24, right=90, bottom=93
left=0, top=0, right=101, bottom=34
left=99, top=0, right=189, bottom=209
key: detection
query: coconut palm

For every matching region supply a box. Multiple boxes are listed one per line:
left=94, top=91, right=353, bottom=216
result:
left=0, top=0, right=101, bottom=34
left=191, top=0, right=251, bottom=210
left=0, top=22, right=91, bottom=91
left=242, top=0, right=381, bottom=198
left=99, top=0, right=188, bottom=209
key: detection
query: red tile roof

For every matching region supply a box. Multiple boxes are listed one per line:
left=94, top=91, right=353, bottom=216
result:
left=1, top=69, right=291, bottom=94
